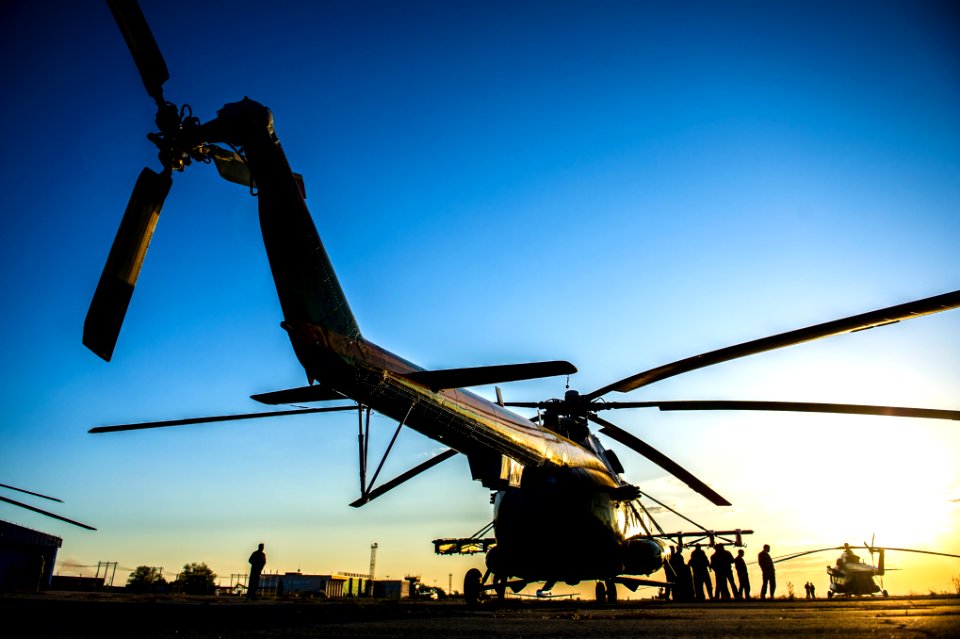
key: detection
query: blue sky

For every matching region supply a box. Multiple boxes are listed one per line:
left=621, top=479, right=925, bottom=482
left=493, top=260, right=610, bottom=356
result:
left=1, top=0, right=958, bottom=595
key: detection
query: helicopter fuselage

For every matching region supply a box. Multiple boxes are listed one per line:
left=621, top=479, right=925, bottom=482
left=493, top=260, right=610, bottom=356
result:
left=206, top=97, right=662, bottom=585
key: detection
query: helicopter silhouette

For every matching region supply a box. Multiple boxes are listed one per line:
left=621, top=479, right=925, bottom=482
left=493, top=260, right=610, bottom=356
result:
left=84, top=0, right=960, bottom=603
left=774, top=539, right=960, bottom=598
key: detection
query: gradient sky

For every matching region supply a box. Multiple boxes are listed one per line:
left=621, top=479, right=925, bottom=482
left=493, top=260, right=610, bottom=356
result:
left=1, top=0, right=958, bottom=597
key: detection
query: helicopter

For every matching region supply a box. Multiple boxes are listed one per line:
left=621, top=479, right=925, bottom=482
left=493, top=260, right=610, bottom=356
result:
left=0, top=483, right=96, bottom=531
left=774, top=541, right=960, bottom=598
left=83, top=0, right=960, bottom=604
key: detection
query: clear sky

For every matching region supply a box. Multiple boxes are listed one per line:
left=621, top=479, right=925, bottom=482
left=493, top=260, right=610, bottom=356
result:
left=1, top=0, right=958, bottom=597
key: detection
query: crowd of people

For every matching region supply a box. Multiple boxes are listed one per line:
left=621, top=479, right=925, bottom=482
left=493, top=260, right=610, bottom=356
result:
left=664, top=543, right=780, bottom=602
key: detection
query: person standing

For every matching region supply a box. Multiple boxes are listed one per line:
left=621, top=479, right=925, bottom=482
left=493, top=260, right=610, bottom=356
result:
left=734, top=548, right=750, bottom=600
left=758, top=544, right=776, bottom=600
left=689, top=545, right=712, bottom=601
left=710, top=544, right=735, bottom=600
left=668, top=546, right=693, bottom=602
left=248, top=543, right=267, bottom=600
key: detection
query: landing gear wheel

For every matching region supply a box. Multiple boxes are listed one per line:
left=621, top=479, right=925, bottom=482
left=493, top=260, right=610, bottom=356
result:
left=494, top=575, right=506, bottom=601
left=464, top=569, right=482, bottom=607
left=605, top=580, right=618, bottom=602
left=595, top=581, right=606, bottom=603
left=882, top=590, right=888, bottom=597
left=827, top=591, right=833, bottom=599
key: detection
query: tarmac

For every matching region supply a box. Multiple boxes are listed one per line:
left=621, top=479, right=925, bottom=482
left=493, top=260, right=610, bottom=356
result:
left=3, top=593, right=959, bottom=638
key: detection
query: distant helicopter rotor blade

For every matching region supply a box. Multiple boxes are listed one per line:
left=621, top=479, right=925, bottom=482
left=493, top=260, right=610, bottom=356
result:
left=83, top=167, right=172, bottom=361
left=880, top=547, right=960, bottom=560
left=588, top=414, right=731, bottom=506
left=106, top=0, right=169, bottom=103
left=584, top=289, right=960, bottom=400
left=771, top=547, right=844, bottom=563
left=589, top=400, right=960, bottom=421
left=0, top=495, right=96, bottom=531
left=89, top=405, right=357, bottom=433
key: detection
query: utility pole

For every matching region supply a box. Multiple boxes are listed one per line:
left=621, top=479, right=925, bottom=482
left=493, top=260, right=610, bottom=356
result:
left=368, top=542, right=378, bottom=597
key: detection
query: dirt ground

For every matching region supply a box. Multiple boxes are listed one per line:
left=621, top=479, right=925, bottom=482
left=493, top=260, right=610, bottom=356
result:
left=3, top=593, right=959, bottom=638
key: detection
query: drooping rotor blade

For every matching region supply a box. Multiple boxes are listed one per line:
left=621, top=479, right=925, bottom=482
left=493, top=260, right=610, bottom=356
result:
left=89, top=405, right=356, bottom=433
left=880, top=547, right=960, bottom=560
left=589, top=400, right=960, bottom=421
left=251, top=384, right=345, bottom=405
left=83, top=167, right=172, bottom=361
left=402, top=361, right=577, bottom=392
left=106, top=0, right=169, bottom=102
left=0, top=495, right=96, bottom=531
left=0, top=483, right=64, bottom=503
left=349, top=448, right=458, bottom=507
left=585, top=289, right=960, bottom=400
left=588, top=414, right=731, bottom=506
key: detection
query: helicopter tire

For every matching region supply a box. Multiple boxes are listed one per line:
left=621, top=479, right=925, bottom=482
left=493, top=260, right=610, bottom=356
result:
left=882, top=590, right=888, bottom=597
left=464, top=569, right=482, bottom=607
left=494, top=575, right=506, bottom=601
left=595, top=581, right=606, bottom=603
left=827, top=591, right=833, bottom=599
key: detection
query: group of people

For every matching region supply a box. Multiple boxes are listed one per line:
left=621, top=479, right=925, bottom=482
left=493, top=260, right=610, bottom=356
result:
left=666, top=543, right=777, bottom=602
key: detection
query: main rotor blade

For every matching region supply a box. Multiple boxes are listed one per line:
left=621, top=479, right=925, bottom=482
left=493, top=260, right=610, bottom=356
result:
left=588, top=414, right=731, bottom=506
left=89, top=405, right=356, bottom=433
left=84, top=167, right=172, bottom=361
left=585, top=289, right=960, bottom=400
left=402, top=361, right=577, bottom=392
left=0, top=495, right=96, bottom=531
left=251, top=384, right=346, bottom=405
left=590, top=400, right=960, bottom=421
left=0, top=483, right=63, bottom=503
left=772, top=547, right=844, bottom=563
left=106, top=0, right=169, bottom=102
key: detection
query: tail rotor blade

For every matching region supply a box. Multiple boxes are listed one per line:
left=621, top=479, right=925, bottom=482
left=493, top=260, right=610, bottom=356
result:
left=84, top=167, right=171, bottom=361
left=106, top=0, right=169, bottom=102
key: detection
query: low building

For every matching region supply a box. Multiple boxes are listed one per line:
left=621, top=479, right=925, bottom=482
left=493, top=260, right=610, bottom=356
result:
left=0, top=520, right=61, bottom=592
left=257, top=572, right=408, bottom=599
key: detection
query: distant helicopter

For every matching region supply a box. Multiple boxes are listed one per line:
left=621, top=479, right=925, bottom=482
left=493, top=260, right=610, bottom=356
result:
left=0, top=483, right=96, bottom=531
left=83, top=0, right=960, bottom=604
left=774, top=541, right=960, bottom=598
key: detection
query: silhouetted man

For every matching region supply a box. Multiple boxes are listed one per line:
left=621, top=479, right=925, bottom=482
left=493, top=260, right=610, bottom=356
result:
left=248, top=543, right=266, bottom=600
left=689, top=545, right=712, bottom=601
left=758, top=544, right=776, bottom=600
left=668, top=546, right=693, bottom=602
left=710, top=544, right=735, bottom=600
left=734, top=548, right=750, bottom=599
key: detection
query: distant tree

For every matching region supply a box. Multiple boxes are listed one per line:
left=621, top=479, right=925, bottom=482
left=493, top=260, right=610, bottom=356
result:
left=126, top=566, right=167, bottom=593
left=174, top=562, right=217, bottom=595
left=952, top=575, right=960, bottom=596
